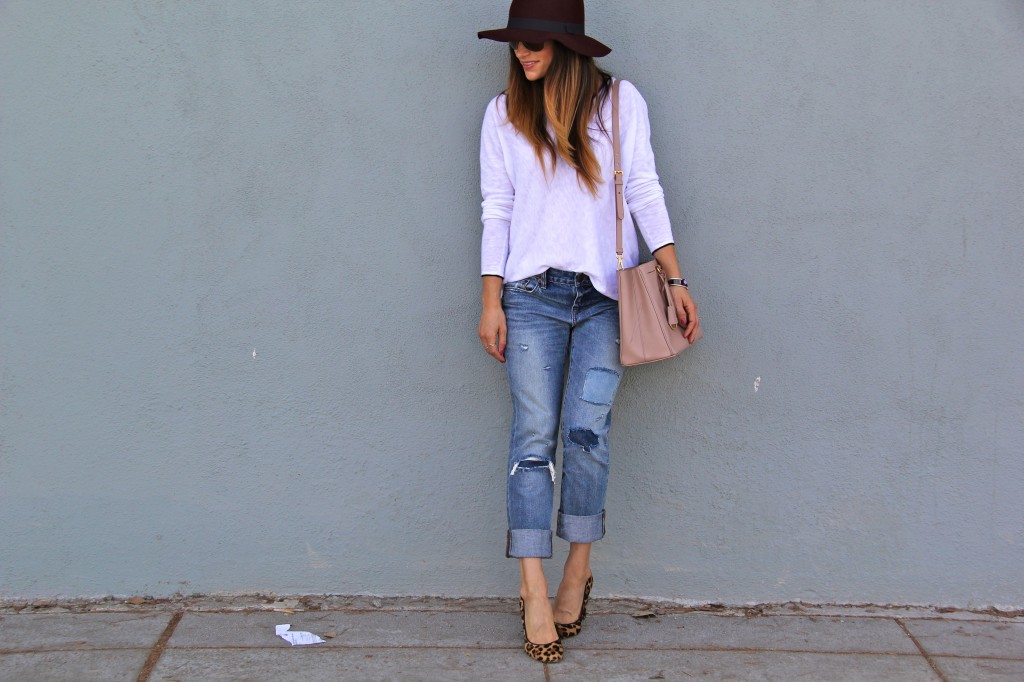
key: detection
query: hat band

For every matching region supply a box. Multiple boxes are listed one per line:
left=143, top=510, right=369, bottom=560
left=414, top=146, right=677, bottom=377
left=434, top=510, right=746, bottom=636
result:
left=507, top=17, right=585, bottom=36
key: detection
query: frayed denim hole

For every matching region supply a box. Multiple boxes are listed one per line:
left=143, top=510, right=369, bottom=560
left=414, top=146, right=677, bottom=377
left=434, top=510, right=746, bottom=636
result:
left=580, top=367, right=620, bottom=406
left=567, top=428, right=599, bottom=453
left=510, top=456, right=556, bottom=482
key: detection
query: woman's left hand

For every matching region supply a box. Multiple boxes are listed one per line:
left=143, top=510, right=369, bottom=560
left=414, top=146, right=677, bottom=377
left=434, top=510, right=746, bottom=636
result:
left=650, top=244, right=701, bottom=344
left=671, top=286, right=700, bottom=344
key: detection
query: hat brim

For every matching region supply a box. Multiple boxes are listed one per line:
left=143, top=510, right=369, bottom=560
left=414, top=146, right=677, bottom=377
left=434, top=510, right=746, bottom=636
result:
left=478, top=28, right=611, bottom=58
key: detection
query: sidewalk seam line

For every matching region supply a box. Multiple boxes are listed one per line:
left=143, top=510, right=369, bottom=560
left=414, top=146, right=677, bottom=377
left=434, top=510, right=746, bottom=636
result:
left=10, top=607, right=1022, bottom=625
left=895, top=617, right=949, bottom=682
left=931, top=653, right=1024, bottom=662
left=136, top=610, right=182, bottom=682
left=146, top=644, right=926, bottom=656
left=0, top=647, right=150, bottom=655
left=3, top=642, right=1019, bottom=661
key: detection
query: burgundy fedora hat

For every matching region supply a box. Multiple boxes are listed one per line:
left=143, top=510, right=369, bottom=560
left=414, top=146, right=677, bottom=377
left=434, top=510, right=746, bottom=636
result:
left=478, top=0, right=611, bottom=58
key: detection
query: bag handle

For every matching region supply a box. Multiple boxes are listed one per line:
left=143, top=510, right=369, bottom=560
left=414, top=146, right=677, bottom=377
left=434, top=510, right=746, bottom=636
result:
left=612, top=79, right=625, bottom=270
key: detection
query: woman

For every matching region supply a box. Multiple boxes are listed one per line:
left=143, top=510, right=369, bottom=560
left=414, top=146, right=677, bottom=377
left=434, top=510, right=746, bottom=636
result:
left=477, top=0, right=700, bottom=663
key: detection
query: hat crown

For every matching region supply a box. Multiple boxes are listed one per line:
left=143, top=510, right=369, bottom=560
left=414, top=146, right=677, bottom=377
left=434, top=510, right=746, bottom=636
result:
left=508, top=0, right=585, bottom=25
left=477, top=0, right=609, bottom=58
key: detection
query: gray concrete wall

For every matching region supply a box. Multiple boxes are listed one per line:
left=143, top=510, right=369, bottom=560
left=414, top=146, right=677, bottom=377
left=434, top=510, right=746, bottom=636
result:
left=2, top=0, right=1022, bottom=608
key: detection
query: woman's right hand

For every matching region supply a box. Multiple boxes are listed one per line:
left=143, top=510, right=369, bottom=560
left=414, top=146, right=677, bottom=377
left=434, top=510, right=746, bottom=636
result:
left=478, top=304, right=507, bottom=363
left=479, top=275, right=506, bottom=362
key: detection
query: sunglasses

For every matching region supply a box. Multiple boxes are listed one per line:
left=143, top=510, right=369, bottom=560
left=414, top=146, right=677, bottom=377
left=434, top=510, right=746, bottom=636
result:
left=509, top=40, right=546, bottom=52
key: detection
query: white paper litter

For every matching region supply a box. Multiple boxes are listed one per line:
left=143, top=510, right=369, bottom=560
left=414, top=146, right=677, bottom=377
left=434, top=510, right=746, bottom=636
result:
left=275, top=623, right=326, bottom=646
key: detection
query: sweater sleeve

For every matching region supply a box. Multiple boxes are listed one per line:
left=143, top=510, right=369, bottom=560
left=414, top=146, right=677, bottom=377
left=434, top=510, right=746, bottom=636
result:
left=620, top=81, right=675, bottom=253
left=480, top=96, right=513, bottom=277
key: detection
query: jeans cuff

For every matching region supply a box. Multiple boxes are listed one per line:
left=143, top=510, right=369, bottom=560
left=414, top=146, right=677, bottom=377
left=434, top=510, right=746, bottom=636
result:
left=556, top=509, right=606, bottom=544
left=506, top=529, right=553, bottom=558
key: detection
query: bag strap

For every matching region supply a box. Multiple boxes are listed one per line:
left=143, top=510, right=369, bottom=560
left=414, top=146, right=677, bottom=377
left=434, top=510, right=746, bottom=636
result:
left=612, top=78, right=625, bottom=270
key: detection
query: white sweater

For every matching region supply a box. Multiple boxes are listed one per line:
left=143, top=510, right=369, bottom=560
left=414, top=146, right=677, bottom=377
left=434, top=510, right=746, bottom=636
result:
left=479, top=79, right=675, bottom=300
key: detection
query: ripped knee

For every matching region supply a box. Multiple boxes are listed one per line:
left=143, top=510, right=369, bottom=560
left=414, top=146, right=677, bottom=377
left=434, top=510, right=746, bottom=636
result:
left=510, top=456, right=555, bottom=482
left=567, top=428, right=600, bottom=452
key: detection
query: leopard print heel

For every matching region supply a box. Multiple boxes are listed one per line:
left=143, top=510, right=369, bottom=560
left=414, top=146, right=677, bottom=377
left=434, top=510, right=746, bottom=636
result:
left=519, top=598, right=564, bottom=663
left=554, top=575, right=593, bottom=639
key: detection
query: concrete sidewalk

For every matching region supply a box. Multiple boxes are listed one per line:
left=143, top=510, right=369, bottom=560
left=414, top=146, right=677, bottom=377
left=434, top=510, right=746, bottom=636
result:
left=1, top=596, right=1022, bottom=681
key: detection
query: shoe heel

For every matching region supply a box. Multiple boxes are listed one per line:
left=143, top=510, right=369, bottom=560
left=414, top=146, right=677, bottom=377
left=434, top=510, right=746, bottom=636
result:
left=554, top=575, right=593, bottom=639
left=519, top=596, right=564, bottom=663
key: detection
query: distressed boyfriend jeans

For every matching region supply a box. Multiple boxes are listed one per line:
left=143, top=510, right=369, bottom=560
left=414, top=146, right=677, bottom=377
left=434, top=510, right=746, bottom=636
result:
left=502, top=268, right=624, bottom=558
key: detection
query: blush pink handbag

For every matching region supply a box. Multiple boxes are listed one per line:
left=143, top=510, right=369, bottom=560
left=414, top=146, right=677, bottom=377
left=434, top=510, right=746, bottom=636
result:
left=612, top=79, right=702, bottom=366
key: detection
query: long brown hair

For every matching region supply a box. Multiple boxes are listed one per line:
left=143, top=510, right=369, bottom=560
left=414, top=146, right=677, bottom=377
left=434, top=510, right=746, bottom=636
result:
left=505, top=41, right=612, bottom=195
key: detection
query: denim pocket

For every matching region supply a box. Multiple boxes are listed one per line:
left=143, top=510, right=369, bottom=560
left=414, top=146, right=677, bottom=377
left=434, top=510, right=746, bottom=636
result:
left=503, top=275, right=539, bottom=293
